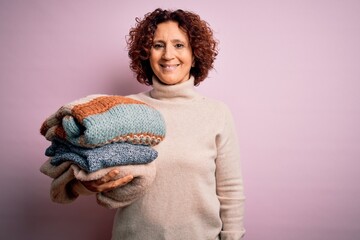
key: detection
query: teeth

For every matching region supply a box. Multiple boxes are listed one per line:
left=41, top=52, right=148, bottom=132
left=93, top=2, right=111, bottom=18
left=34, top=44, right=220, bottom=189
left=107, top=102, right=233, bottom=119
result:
left=161, top=64, right=178, bottom=70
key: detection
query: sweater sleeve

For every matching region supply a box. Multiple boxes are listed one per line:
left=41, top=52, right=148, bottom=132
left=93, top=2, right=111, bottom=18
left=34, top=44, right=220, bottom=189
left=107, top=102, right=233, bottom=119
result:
left=40, top=159, right=95, bottom=203
left=72, top=163, right=157, bottom=209
left=215, top=104, right=246, bottom=239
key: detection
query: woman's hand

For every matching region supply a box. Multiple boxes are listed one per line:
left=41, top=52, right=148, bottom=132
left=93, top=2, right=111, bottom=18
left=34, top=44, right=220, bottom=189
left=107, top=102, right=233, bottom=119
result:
left=81, top=169, right=134, bottom=193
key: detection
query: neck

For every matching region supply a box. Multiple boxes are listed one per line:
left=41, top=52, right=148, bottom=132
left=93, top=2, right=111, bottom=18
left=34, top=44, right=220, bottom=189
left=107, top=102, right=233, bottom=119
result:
left=149, top=76, right=199, bottom=102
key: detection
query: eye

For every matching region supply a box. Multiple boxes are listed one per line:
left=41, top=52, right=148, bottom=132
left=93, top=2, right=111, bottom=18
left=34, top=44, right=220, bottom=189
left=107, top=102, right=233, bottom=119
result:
left=153, top=43, right=164, bottom=49
left=174, top=43, right=185, bottom=49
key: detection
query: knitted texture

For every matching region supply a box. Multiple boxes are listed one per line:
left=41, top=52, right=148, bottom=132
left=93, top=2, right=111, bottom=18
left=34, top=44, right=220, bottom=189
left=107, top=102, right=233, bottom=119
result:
left=73, top=162, right=157, bottom=209
left=40, top=95, right=166, bottom=148
left=46, top=139, right=158, bottom=173
left=40, top=94, right=165, bottom=208
left=40, top=159, right=156, bottom=208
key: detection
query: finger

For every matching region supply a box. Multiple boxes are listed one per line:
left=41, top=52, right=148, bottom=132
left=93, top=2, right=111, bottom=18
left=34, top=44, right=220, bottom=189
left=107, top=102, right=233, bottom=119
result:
left=81, top=181, right=101, bottom=192
left=103, top=175, right=134, bottom=192
left=98, top=169, right=120, bottom=184
left=112, top=174, right=134, bottom=187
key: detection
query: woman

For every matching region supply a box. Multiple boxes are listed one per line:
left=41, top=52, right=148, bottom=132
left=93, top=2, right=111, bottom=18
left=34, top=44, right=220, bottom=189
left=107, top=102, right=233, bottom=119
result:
left=77, top=8, right=245, bottom=239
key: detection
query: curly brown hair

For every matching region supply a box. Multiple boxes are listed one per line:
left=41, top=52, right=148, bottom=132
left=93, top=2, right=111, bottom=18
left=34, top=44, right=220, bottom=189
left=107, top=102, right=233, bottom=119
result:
left=127, top=8, right=218, bottom=86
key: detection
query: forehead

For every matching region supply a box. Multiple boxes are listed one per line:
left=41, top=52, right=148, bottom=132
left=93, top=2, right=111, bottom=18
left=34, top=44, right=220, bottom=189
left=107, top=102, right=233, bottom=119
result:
left=153, top=21, right=189, bottom=42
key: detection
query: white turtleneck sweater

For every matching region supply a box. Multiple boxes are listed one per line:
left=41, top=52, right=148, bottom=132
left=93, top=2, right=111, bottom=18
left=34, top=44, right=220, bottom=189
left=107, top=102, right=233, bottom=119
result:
left=110, top=77, right=245, bottom=239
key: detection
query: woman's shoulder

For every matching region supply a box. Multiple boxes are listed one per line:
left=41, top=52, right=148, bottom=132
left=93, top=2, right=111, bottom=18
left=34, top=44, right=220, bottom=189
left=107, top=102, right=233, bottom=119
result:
left=126, top=91, right=150, bottom=101
left=199, top=95, right=232, bottom=113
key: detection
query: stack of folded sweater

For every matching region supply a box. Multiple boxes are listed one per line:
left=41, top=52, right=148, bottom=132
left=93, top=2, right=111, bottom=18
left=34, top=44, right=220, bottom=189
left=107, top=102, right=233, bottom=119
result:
left=39, top=94, right=166, bottom=208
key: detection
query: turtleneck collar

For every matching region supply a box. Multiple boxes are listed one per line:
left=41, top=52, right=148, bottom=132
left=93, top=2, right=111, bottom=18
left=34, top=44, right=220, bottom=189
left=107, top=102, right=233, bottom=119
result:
left=149, top=76, right=199, bottom=102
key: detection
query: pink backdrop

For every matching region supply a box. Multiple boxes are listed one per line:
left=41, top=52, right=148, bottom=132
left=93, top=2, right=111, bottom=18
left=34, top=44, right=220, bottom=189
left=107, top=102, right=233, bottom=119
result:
left=1, top=0, right=359, bottom=239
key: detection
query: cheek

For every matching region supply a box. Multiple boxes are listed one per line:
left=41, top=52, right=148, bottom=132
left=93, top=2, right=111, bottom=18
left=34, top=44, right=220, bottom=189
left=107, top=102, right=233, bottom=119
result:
left=149, top=56, right=157, bottom=68
left=149, top=51, right=161, bottom=64
left=185, top=52, right=194, bottom=65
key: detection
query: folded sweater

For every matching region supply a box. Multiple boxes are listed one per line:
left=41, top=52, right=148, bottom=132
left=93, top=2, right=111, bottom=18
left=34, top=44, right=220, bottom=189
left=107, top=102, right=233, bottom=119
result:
left=46, top=138, right=158, bottom=173
left=40, top=158, right=156, bottom=208
left=40, top=95, right=165, bottom=208
left=40, top=95, right=166, bottom=148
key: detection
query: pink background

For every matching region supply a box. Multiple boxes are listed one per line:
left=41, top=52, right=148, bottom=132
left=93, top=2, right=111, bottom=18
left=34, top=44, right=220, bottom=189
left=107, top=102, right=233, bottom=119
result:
left=1, top=0, right=359, bottom=239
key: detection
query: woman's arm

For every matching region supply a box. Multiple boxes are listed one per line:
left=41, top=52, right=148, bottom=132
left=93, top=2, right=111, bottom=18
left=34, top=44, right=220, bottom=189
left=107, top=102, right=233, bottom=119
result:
left=215, top=104, right=246, bottom=239
left=80, top=170, right=133, bottom=192
left=40, top=159, right=133, bottom=203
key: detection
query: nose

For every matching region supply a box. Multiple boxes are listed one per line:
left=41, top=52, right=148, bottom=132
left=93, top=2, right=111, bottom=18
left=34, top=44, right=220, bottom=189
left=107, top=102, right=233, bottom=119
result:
left=162, top=46, right=174, bottom=60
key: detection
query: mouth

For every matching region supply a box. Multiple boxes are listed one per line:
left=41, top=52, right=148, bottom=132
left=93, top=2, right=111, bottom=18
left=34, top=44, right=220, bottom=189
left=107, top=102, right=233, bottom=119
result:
left=160, top=64, right=180, bottom=71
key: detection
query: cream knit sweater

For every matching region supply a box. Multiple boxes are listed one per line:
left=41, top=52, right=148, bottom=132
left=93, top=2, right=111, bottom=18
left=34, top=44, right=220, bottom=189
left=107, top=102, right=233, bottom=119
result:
left=112, top=77, right=245, bottom=239
left=59, top=76, right=245, bottom=239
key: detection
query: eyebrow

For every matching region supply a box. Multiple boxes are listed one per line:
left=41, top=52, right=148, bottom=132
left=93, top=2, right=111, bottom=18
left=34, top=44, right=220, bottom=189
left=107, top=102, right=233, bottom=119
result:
left=153, top=39, right=187, bottom=44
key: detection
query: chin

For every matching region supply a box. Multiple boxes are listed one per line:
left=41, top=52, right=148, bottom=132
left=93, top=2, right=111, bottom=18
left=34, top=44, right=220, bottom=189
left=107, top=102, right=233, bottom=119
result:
left=158, top=75, right=190, bottom=85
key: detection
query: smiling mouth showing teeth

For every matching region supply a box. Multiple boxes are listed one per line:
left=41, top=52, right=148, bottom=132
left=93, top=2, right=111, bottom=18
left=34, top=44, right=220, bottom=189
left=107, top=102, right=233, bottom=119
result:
left=161, top=64, right=180, bottom=69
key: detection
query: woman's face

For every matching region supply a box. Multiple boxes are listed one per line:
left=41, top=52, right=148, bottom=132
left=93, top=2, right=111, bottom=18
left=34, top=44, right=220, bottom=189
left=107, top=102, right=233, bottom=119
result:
left=149, top=21, right=194, bottom=85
